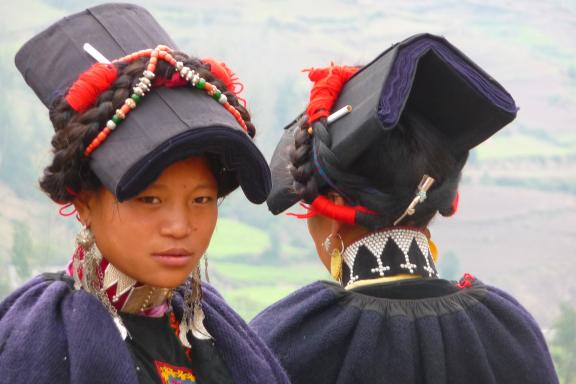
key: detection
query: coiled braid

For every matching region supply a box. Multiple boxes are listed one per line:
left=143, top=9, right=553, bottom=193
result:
left=42, top=51, right=255, bottom=204
left=288, top=105, right=468, bottom=230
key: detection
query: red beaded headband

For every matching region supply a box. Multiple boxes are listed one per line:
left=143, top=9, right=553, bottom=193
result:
left=65, top=45, right=248, bottom=157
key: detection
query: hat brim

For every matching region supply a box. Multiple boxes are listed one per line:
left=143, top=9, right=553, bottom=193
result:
left=93, top=87, right=271, bottom=204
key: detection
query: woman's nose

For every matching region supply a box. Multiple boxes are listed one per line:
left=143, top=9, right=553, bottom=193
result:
left=159, top=207, right=193, bottom=238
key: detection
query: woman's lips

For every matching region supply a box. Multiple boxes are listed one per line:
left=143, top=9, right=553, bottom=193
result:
left=152, top=249, right=193, bottom=267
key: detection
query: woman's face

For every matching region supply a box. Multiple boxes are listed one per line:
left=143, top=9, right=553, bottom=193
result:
left=76, top=156, right=218, bottom=288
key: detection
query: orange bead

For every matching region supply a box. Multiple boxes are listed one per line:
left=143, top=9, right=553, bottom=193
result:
left=103, top=127, right=111, bottom=135
left=158, top=51, right=166, bottom=58
left=121, top=105, right=131, bottom=115
left=150, top=57, right=158, bottom=65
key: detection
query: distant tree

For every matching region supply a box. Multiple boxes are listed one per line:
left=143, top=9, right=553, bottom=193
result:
left=551, top=303, right=576, bottom=384
left=10, top=221, right=33, bottom=280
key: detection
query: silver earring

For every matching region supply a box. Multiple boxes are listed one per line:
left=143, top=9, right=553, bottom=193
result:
left=204, top=254, right=210, bottom=283
left=74, top=226, right=103, bottom=293
left=323, top=232, right=344, bottom=254
left=74, top=226, right=128, bottom=339
left=179, top=266, right=212, bottom=348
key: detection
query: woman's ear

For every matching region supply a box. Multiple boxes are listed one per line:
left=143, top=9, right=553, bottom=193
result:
left=73, top=190, right=95, bottom=227
left=329, top=193, right=346, bottom=236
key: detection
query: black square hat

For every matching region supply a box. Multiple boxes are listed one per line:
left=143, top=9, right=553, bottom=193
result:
left=267, top=33, right=518, bottom=214
left=15, top=3, right=270, bottom=203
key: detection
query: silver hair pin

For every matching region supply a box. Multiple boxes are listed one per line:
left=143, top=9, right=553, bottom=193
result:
left=393, top=174, right=435, bottom=226
left=83, top=43, right=111, bottom=64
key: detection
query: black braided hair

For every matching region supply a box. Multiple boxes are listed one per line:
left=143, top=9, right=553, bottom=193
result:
left=288, top=109, right=468, bottom=230
left=42, top=51, right=255, bottom=203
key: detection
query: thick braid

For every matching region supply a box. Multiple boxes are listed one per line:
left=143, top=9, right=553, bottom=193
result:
left=288, top=116, right=318, bottom=203
left=41, top=51, right=255, bottom=203
left=288, top=108, right=469, bottom=230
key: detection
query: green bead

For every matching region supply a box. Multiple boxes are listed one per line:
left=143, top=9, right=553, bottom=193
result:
left=112, top=115, right=121, bottom=124
left=212, top=90, right=222, bottom=101
left=196, top=78, right=206, bottom=89
left=131, top=94, right=141, bottom=103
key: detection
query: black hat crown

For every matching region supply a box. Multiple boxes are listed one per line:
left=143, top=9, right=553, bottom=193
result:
left=16, top=3, right=271, bottom=204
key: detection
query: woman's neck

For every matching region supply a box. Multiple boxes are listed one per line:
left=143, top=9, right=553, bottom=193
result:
left=69, top=256, right=173, bottom=316
left=340, top=227, right=438, bottom=288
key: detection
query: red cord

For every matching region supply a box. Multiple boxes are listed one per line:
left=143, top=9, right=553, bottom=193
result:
left=288, top=196, right=375, bottom=225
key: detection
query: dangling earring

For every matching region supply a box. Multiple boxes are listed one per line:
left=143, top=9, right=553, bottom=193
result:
left=323, top=233, right=345, bottom=283
left=203, top=253, right=210, bottom=283
left=74, top=226, right=128, bottom=339
left=179, top=266, right=212, bottom=348
left=74, top=226, right=103, bottom=294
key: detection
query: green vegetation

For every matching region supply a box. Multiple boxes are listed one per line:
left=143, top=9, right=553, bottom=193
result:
left=208, top=218, right=270, bottom=260
left=11, top=221, right=32, bottom=279
left=551, top=303, right=576, bottom=384
left=476, top=133, right=576, bottom=161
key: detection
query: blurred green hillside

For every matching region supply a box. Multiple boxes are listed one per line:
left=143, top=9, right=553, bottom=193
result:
left=0, top=0, right=575, bottom=327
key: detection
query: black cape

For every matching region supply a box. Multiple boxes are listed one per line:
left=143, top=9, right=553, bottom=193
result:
left=251, top=278, right=558, bottom=384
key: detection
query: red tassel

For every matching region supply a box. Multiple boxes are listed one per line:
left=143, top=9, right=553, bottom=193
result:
left=287, top=202, right=319, bottom=219
left=202, top=58, right=247, bottom=107
left=65, top=63, right=118, bottom=113
left=456, top=273, right=475, bottom=289
left=287, top=196, right=376, bottom=225
left=303, top=64, right=359, bottom=124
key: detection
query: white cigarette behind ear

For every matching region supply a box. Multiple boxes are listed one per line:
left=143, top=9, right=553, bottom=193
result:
left=83, top=43, right=111, bottom=64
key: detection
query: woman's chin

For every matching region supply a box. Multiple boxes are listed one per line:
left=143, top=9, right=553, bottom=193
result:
left=133, top=266, right=196, bottom=289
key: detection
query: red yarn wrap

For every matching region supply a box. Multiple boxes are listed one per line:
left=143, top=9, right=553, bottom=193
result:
left=202, top=58, right=247, bottom=107
left=65, top=63, right=118, bottom=112
left=288, top=196, right=376, bottom=225
left=303, top=64, right=359, bottom=124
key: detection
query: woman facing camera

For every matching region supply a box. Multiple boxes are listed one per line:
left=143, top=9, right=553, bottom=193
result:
left=0, top=4, right=288, bottom=384
left=251, top=34, right=558, bottom=384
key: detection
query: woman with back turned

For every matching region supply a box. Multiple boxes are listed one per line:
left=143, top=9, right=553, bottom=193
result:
left=251, top=34, right=559, bottom=384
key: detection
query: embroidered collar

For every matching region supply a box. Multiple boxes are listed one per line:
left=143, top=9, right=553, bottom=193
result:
left=69, top=254, right=172, bottom=316
left=341, top=228, right=438, bottom=288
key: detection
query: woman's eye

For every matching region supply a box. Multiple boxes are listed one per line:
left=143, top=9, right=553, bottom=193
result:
left=138, top=196, right=161, bottom=204
left=194, top=196, right=213, bottom=204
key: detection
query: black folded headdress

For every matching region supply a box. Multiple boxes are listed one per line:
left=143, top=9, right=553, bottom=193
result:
left=15, top=3, right=270, bottom=203
left=267, top=33, right=517, bottom=215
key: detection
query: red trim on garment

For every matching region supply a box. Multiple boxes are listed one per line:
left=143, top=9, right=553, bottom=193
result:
left=456, top=273, right=475, bottom=289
